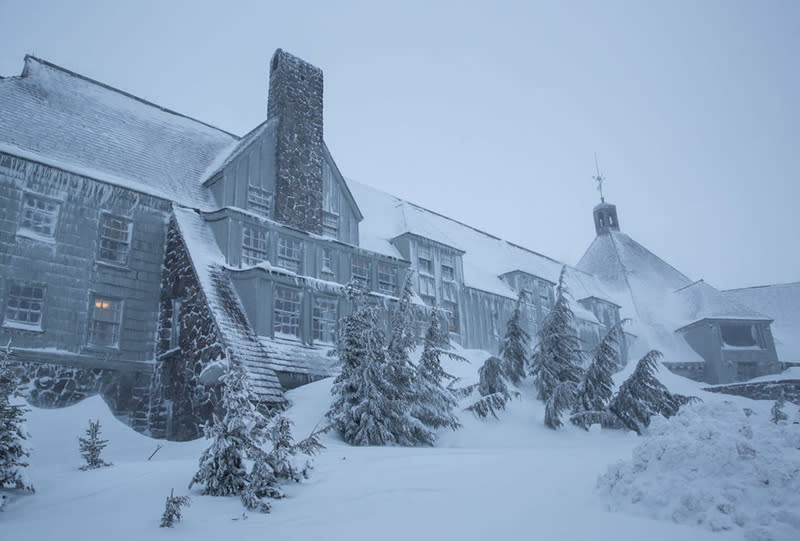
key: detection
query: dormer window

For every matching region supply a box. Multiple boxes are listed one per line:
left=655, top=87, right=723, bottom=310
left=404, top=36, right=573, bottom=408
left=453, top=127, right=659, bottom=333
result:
left=322, top=211, right=339, bottom=238
left=247, top=184, right=272, bottom=216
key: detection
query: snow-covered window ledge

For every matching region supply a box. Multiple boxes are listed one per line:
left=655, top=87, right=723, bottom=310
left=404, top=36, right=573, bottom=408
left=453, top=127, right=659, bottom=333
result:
left=2, top=320, right=44, bottom=333
left=16, top=227, right=57, bottom=244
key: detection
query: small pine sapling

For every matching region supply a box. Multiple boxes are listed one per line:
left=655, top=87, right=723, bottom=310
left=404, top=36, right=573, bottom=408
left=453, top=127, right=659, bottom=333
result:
left=571, top=321, right=626, bottom=430
left=0, top=343, right=34, bottom=492
left=79, top=420, right=111, bottom=470
left=607, top=350, right=695, bottom=435
left=466, top=356, right=519, bottom=419
left=530, top=267, right=584, bottom=404
left=159, top=488, right=191, bottom=527
left=498, top=292, right=531, bottom=384
left=770, top=394, right=788, bottom=425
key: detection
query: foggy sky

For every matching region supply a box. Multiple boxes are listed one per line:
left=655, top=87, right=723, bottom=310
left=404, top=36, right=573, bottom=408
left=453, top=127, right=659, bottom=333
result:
left=1, top=0, right=797, bottom=290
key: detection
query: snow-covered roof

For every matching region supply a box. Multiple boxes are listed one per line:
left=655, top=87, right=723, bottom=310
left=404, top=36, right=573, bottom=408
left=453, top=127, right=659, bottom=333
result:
left=201, top=118, right=277, bottom=184
left=0, top=56, right=237, bottom=208
left=672, top=280, right=771, bottom=329
left=723, top=282, right=800, bottom=362
left=348, top=180, right=618, bottom=308
left=172, top=206, right=285, bottom=403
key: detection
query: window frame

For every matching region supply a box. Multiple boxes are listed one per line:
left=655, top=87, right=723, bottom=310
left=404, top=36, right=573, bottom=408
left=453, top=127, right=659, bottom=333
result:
left=377, top=262, right=396, bottom=295
left=3, top=281, right=46, bottom=330
left=97, top=213, right=133, bottom=266
left=442, top=300, right=460, bottom=333
left=277, top=236, right=303, bottom=274
left=322, top=211, right=339, bottom=239
left=321, top=248, right=335, bottom=279
left=247, top=184, right=272, bottom=216
left=273, top=285, right=301, bottom=339
left=351, top=256, right=371, bottom=287
left=87, top=295, right=124, bottom=348
left=312, top=295, right=337, bottom=345
left=18, top=192, right=60, bottom=240
left=241, top=227, right=269, bottom=267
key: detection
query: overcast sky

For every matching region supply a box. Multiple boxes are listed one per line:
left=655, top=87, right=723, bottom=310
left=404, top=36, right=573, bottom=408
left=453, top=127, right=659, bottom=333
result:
left=1, top=0, right=797, bottom=290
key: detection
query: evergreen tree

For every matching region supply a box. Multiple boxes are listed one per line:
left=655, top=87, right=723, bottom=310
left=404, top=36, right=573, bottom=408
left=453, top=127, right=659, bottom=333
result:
left=770, top=394, right=788, bottom=425
left=530, top=266, right=584, bottom=426
left=387, top=272, right=418, bottom=362
left=466, top=356, right=519, bottom=419
left=327, top=282, right=429, bottom=446
left=412, top=310, right=461, bottom=432
left=499, top=292, right=530, bottom=384
left=607, top=350, right=694, bottom=435
left=79, top=420, right=111, bottom=470
left=159, top=489, right=191, bottom=527
left=571, top=321, right=626, bottom=430
left=189, top=363, right=265, bottom=498
left=0, top=344, right=33, bottom=492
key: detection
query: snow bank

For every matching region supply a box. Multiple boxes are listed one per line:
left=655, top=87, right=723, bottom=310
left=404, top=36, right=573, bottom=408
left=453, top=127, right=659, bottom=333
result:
left=597, top=400, right=800, bottom=541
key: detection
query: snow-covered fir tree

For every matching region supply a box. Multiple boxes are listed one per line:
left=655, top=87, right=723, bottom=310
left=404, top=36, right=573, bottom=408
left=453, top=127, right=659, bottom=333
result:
left=607, top=350, right=693, bottom=435
left=189, top=363, right=265, bottom=499
left=412, top=309, right=461, bottom=433
left=498, top=292, right=530, bottom=384
left=770, top=394, right=788, bottom=425
left=530, top=267, right=584, bottom=427
left=387, top=272, right=419, bottom=362
left=327, top=281, right=429, bottom=446
left=570, top=321, right=626, bottom=430
left=467, top=356, right=519, bottom=419
left=79, top=420, right=111, bottom=470
left=0, top=344, right=33, bottom=492
left=159, top=489, right=191, bottom=527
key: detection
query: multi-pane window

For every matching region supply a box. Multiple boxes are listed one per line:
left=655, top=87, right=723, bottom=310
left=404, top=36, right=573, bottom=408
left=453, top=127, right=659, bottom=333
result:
left=418, top=247, right=433, bottom=276
left=441, top=254, right=456, bottom=282
left=377, top=263, right=396, bottom=295
left=442, top=281, right=457, bottom=303
left=277, top=236, right=302, bottom=273
left=442, top=300, right=459, bottom=333
left=88, top=297, right=123, bottom=347
left=274, top=286, right=301, bottom=338
left=419, top=275, right=436, bottom=303
left=322, top=211, right=339, bottom=238
left=247, top=184, right=272, bottom=216
left=19, top=193, right=59, bottom=238
left=312, top=296, right=337, bottom=344
left=352, top=257, right=371, bottom=286
left=321, top=248, right=335, bottom=279
left=98, top=214, right=133, bottom=265
left=4, top=282, right=45, bottom=328
left=242, top=227, right=268, bottom=266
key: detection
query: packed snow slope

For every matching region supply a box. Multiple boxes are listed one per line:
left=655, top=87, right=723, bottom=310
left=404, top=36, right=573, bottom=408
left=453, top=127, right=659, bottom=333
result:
left=2, top=354, right=797, bottom=541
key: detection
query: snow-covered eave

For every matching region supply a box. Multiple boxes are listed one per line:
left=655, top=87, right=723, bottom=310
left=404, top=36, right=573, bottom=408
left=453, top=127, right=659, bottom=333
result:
left=390, top=231, right=467, bottom=255
left=674, top=316, right=774, bottom=334
left=499, top=269, right=556, bottom=286
left=9, top=347, right=154, bottom=373
left=0, top=145, right=178, bottom=205
left=578, top=295, right=623, bottom=309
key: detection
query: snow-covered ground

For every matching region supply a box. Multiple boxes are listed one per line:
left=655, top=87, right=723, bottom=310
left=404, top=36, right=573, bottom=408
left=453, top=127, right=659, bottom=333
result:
left=2, top=358, right=798, bottom=541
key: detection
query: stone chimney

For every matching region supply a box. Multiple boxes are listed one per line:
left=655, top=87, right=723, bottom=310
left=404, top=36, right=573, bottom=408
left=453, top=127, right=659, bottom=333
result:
left=267, top=49, right=324, bottom=235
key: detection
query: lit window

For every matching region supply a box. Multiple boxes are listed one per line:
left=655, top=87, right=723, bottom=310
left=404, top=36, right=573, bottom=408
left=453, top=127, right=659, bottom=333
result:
left=19, top=193, right=59, bottom=238
left=274, top=286, right=301, bottom=338
left=277, top=236, right=302, bottom=273
left=352, top=257, right=371, bottom=286
left=377, top=263, right=396, bottom=295
left=88, top=297, right=123, bottom=347
left=4, top=282, right=45, bottom=328
left=442, top=300, right=459, bottom=333
left=242, top=227, right=268, bottom=266
left=321, top=248, right=335, bottom=278
left=98, top=214, right=132, bottom=264
left=312, top=296, right=337, bottom=344
left=248, top=184, right=272, bottom=216
left=322, top=211, right=339, bottom=238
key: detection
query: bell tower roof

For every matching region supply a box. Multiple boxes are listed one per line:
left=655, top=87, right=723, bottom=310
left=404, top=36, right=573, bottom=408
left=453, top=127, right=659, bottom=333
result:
left=591, top=156, right=620, bottom=235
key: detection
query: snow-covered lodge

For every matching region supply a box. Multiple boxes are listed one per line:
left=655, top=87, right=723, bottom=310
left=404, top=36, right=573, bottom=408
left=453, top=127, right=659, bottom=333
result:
left=0, top=50, right=793, bottom=438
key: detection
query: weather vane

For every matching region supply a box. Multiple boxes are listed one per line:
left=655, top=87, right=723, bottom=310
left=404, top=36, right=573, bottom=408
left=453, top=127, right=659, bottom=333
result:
left=593, top=153, right=605, bottom=203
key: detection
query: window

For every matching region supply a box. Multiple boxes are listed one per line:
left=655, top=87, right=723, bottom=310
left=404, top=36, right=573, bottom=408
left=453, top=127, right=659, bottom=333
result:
left=312, top=296, right=337, bottom=344
left=277, top=236, right=302, bottom=273
left=419, top=275, right=435, bottom=304
left=418, top=247, right=433, bottom=276
left=19, top=193, right=59, bottom=238
left=242, top=227, right=268, bottom=266
left=377, top=263, right=396, bottom=295
left=248, top=184, right=272, bottom=216
left=98, top=214, right=132, bottom=264
left=441, top=264, right=455, bottom=282
left=321, top=248, right=335, bottom=279
left=4, top=282, right=45, bottom=329
left=442, top=281, right=457, bottom=303
left=88, top=297, right=123, bottom=347
left=274, top=286, right=301, bottom=339
left=322, top=211, right=339, bottom=238
left=442, top=300, right=459, bottom=333
left=352, top=257, right=371, bottom=286
left=721, top=324, right=760, bottom=348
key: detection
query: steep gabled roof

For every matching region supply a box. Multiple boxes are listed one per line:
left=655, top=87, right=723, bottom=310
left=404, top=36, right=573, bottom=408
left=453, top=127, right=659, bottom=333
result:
left=673, top=280, right=771, bottom=329
left=173, top=207, right=285, bottom=404
left=0, top=56, right=237, bottom=207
